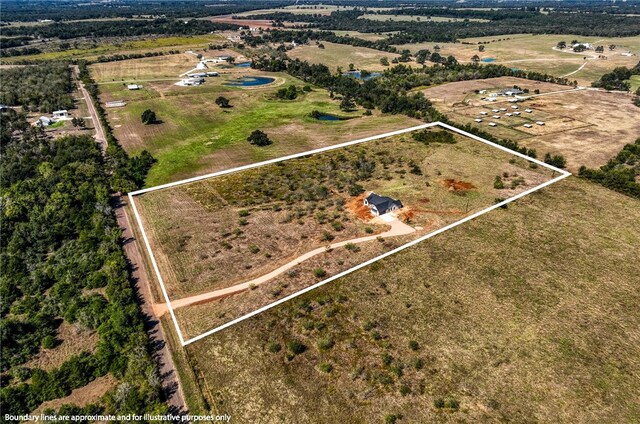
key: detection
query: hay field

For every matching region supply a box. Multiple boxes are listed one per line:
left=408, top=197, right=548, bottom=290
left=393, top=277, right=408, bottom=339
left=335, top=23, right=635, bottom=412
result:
left=394, top=34, right=640, bottom=86
left=287, top=42, right=403, bottom=71
left=180, top=176, right=640, bottom=423
left=420, top=77, right=640, bottom=170
left=135, top=129, right=553, bottom=339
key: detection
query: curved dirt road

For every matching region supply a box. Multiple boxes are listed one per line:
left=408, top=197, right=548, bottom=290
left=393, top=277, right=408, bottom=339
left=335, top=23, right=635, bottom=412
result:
left=153, top=218, right=416, bottom=316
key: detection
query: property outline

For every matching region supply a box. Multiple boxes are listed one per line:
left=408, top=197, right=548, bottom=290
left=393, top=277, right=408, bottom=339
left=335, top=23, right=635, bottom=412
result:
left=128, top=122, right=571, bottom=346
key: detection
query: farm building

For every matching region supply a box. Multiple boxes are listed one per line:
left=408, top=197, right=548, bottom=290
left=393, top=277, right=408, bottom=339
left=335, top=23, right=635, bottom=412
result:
left=489, top=122, right=497, bottom=127
left=364, top=193, right=403, bottom=216
left=52, top=110, right=68, bottom=118
left=479, top=111, right=488, bottom=115
left=106, top=101, right=126, bottom=108
left=475, top=118, right=483, bottom=122
left=500, top=88, right=523, bottom=96
left=524, top=123, right=533, bottom=128
left=525, top=109, right=533, bottom=113
left=206, top=72, right=219, bottom=77
left=127, top=84, right=142, bottom=90
left=493, top=115, right=501, bottom=119
left=536, top=121, right=545, bottom=126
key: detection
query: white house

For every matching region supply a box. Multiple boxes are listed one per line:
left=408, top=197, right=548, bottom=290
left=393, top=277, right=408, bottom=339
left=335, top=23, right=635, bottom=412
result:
left=52, top=110, right=68, bottom=119
left=37, top=116, right=54, bottom=126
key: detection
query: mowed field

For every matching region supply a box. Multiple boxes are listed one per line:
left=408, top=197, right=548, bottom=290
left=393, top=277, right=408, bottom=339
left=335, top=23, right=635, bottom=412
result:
left=91, top=56, right=420, bottom=185
left=136, top=129, right=554, bottom=339
left=287, top=42, right=404, bottom=71
left=395, top=34, right=640, bottom=86
left=177, top=176, right=640, bottom=423
left=420, top=77, right=640, bottom=170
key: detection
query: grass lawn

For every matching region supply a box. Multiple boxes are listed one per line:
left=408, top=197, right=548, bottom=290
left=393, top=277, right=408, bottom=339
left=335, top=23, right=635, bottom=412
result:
left=629, top=75, right=640, bottom=92
left=287, top=42, right=403, bottom=72
left=178, top=176, right=640, bottom=423
left=97, top=63, right=420, bottom=185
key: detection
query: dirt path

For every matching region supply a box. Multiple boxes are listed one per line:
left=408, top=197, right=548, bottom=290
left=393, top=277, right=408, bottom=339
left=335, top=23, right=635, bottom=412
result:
left=72, top=65, right=107, bottom=153
left=77, top=64, right=187, bottom=414
left=116, top=197, right=187, bottom=414
left=153, top=218, right=416, bottom=316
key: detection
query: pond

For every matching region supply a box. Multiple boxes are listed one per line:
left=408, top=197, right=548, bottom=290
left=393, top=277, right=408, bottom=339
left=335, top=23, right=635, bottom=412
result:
left=234, top=61, right=252, bottom=68
left=343, top=71, right=382, bottom=80
left=316, top=114, right=342, bottom=121
left=224, top=76, right=275, bottom=87
left=481, top=58, right=497, bottom=63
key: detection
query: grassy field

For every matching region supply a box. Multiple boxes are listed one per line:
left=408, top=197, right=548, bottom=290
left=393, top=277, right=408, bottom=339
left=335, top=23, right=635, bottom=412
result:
left=630, top=75, right=640, bottom=92
left=178, top=176, right=640, bottom=423
left=287, top=42, right=403, bottom=71
left=93, top=56, right=421, bottom=185
left=420, top=76, right=640, bottom=170
left=135, top=129, right=553, bottom=339
left=1, top=35, right=224, bottom=63
left=394, top=34, right=640, bottom=86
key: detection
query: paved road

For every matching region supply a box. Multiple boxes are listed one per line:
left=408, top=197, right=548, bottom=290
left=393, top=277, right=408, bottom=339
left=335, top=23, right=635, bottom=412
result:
left=154, top=218, right=416, bottom=316
left=74, top=65, right=187, bottom=414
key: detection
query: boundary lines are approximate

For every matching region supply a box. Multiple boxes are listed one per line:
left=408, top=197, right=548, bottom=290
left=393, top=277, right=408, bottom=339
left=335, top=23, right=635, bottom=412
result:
left=128, top=122, right=571, bottom=346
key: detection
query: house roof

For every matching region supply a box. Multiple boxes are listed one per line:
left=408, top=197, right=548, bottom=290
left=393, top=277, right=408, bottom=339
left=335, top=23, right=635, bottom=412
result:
left=365, top=192, right=403, bottom=213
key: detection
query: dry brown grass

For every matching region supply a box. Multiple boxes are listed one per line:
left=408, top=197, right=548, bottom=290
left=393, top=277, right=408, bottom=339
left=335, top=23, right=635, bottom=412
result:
left=421, top=77, right=640, bottom=170
left=135, top=130, right=552, bottom=339
left=181, top=177, right=640, bottom=423
left=32, top=374, right=117, bottom=414
left=24, top=322, right=98, bottom=372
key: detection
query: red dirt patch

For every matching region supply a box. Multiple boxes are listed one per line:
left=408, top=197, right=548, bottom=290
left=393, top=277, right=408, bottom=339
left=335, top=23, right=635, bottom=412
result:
left=346, top=194, right=373, bottom=221
left=398, top=209, right=415, bottom=222
left=418, top=198, right=431, bottom=204
left=441, top=179, right=476, bottom=192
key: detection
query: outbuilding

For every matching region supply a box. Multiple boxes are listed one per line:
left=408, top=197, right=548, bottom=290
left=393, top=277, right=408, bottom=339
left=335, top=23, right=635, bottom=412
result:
left=52, top=110, right=68, bottom=119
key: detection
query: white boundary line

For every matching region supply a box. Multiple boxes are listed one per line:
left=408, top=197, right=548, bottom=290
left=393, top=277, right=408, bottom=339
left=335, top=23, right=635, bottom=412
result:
left=127, top=122, right=571, bottom=346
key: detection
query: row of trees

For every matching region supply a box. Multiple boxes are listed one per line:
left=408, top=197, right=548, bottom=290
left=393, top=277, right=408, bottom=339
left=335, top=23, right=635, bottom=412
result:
left=591, top=62, right=640, bottom=91
left=578, top=138, right=640, bottom=198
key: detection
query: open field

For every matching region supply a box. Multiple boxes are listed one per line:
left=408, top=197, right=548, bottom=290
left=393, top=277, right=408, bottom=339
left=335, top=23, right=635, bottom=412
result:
left=0, top=35, right=224, bottom=63
left=93, top=56, right=420, bottom=185
left=178, top=176, right=640, bottom=423
left=420, top=77, right=640, bottom=170
left=287, top=42, right=403, bottom=71
left=32, top=374, right=117, bottom=414
left=134, top=128, right=554, bottom=339
left=630, top=75, right=640, bottom=92
left=24, top=322, right=98, bottom=372
left=395, top=34, right=640, bottom=86
left=234, top=5, right=393, bottom=16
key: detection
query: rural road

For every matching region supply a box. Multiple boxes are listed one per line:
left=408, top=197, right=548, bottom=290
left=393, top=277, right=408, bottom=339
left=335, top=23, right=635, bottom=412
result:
left=72, top=65, right=107, bottom=152
left=154, top=218, right=416, bottom=316
left=76, top=65, right=187, bottom=414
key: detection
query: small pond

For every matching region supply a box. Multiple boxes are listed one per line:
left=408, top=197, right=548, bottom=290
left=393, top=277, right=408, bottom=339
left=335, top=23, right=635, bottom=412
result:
left=343, top=71, right=382, bottom=80
left=481, top=58, right=497, bottom=63
left=317, top=114, right=342, bottom=121
left=224, top=76, right=275, bottom=87
left=234, top=61, right=252, bottom=68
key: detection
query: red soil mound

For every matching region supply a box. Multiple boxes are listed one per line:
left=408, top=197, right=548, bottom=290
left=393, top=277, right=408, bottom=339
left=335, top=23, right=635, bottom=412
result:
left=441, top=179, right=476, bottom=192
left=346, top=194, right=374, bottom=221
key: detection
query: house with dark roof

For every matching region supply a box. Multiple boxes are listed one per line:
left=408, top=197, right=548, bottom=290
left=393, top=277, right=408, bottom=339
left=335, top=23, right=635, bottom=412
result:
left=364, top=192, right=403, bottom=216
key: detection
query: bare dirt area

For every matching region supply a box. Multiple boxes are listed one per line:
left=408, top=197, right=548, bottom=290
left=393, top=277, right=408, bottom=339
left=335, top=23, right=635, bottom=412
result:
left=24, top=322, right=98, bottom=372
left=32, top=374, right=117, bottom=414
left=421, top=77, right=640, bottom=170
left=133, top=129, right=554, bottom=340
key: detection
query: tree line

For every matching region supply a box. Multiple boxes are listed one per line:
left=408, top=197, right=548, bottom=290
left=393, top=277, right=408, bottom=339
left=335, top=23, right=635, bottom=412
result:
left=0, top=63, right=163, bottom=417
left=592, top=62, right=640, bottom=92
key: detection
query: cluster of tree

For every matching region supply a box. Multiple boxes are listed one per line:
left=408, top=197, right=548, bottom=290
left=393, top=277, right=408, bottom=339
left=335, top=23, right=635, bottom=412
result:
left=95, top=50, right=181, bottom=64
left=247, top=129, right=272, bottom=147
left=0, top=59, right=166, bottom=417
left=0, top=47, right=43, bottom=58
left=2, top=18, right=240, bottom=40
left=242, top=8, right=640, bottom=42
left=1, top=0, right=289, bottom=22
left=578, top=138, right=640, bottom=199
left=276, top=84, right=301, bottom=100
left=412, top=129, right=456, bottom=145
left=591, top=62, right=640, bottom=91
left=0, top=64, right=74, bottom=113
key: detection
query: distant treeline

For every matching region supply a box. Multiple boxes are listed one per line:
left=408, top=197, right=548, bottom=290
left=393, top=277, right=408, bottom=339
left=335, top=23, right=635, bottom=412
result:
left=579, top=138, right=640, bottom=199
left=0, top=64, right=75, bottom=113
left=2, top=18, right=240, bottom=40
left=95, top=50, right=182, bottom=64
left=243, top=9, right=640, bottom=41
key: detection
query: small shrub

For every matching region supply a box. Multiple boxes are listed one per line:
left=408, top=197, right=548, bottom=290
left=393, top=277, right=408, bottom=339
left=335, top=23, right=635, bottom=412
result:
left=287, top=269, right=299, bottom=278
left=220, top=241, right=232, bottom=250
left=382, top=352, right=393, bottom=366
left=445, top=399, right=460, bottom=410
left=41, top=335, right=56, bottom=349
left=371, top=331, right=382, bottom=340
left=384, top=413, right=403, bottom=424
left=313, top=268, right=327, bottom=278
left=413, top=358, right=424, bottom=370
left=238, top=218, right=248, bottom=226
left=318, top=362, right=334, bottom=373
left=345, top=243, right=361, bottom=252
left=365, top=227, right=374, bottom=234
left=238, top=209, right=250, bottom=217
left=267, top=341, right=281, bottom=353
left=408, top=340, right=419, bottom=351
left=287, top=340, right=307, bottom=355
left=399, top=385, right=411, bottom=396
left=363, top=320, right=377, bottom=331
left=330, top=221, right=344, bottom=231
left=493, top=175, right=505, bottom=189
left=322, top=231, right=335, bottom=242
left=248, top=245, right=260, bottom=254
left=434, top=398, right=445, bottom=409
